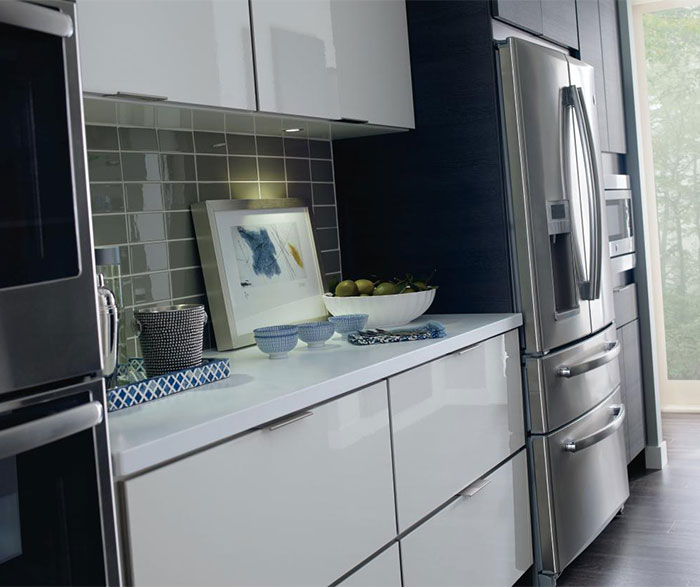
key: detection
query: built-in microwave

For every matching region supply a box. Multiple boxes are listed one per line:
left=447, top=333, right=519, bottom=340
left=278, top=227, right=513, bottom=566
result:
left=605, top=188, right=635, bottom=258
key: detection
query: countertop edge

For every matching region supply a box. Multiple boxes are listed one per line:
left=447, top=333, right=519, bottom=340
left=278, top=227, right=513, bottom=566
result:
left=110, top=314, right=522, bottom=479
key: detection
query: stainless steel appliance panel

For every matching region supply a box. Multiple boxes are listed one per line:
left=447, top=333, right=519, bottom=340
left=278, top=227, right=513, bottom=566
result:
left=498, top=38, right=593, bottom=354
left=527, top=323, right=620, bottom=434
left=0, top=0, right=102, bottom=394
left=606, top=189, right=635, bottom=257
left=532, top=388, right=629, bottom=575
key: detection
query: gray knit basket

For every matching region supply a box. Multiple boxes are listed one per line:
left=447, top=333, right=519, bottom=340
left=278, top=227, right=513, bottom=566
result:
left=135, top=304, right=208, bottom=377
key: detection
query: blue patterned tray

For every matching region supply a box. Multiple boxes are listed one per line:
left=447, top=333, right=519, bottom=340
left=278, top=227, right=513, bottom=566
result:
left=107, top=358, right=231, bottom=412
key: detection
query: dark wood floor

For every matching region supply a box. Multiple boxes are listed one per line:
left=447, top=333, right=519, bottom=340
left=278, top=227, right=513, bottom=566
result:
left=558, top=414, right=700, bottom=586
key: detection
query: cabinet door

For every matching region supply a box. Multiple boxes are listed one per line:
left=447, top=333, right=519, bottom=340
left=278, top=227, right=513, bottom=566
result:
left=621, top=320, right=646, bottom=461
left=577, top=0, right=609, bottom=151
left=401, top=450, right=532, bottom=587
left=250, top=0, right=414, bottom=127
left=77, top=0, right=256, bottom=111
left=599, top=0, right=627, bottom=153
left=493, top=0, right=544, bottom=35
left=542, top=0, right=579, bottom=49
left=337, top=545, right=402, bottom=587
left=122, top=381, right=396, bottom=586
left=389, top=330, right=524, bottom=530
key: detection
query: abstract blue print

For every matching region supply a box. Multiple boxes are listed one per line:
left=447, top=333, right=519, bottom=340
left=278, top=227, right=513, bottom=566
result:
left=236, top=227, right=281, bottom=278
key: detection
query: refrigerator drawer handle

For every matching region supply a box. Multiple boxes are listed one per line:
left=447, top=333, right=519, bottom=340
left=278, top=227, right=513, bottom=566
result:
left=556, top=340, right=620, bottom=378
left=564, top=404, right=626, bottom=453
left=0, top=401, right=103, bottom=460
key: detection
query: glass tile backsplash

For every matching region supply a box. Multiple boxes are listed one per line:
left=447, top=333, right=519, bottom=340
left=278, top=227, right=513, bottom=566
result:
left=85, top=99, right=342, bottom=353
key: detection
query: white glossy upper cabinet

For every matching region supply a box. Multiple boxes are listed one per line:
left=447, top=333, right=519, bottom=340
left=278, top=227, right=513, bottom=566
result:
left=250, top=0, right=415, bottom=128
left=77, top=1, right=256, bottom=111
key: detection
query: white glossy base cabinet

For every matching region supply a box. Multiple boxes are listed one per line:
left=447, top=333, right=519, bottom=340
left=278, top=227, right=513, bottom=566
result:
left=338, top=545, right=402, bottom=587
left=401, top=450, right=532, bottom=587
left=77, top=0, right=256, bottom=111
left=389, top=330, right=525, bottom=529
left=122, top=381, right=396, bottom=586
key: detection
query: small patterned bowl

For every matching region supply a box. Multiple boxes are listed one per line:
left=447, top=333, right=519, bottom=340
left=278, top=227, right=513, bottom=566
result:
left=329, top=314, right=369, bottom=337
left=253, top=325, right=299, bottom=359
left=297, top=321, right=336, bottom=348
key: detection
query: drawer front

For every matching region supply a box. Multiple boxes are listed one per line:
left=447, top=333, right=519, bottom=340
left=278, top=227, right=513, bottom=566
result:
left=533, top=388, right=629, bottom=574
left=527, top=323, right=620, bottom=433
left=613, top=283, right=638, bottom=328
left=401, top=450, right=532, bottom=587
left=123, top=381, right=396, bottom=586
left=337, top=545, right=401, bottom=587
left=389, top=330, right=525, bottom=530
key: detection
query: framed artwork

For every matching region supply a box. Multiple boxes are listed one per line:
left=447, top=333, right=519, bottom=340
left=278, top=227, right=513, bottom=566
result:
left=191, top=199, right=327, bottom=350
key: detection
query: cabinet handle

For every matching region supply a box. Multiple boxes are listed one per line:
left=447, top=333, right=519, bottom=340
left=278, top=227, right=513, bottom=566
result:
left=456, top=342, right=483, bottom=356
left=336, top=117, right=369, bottom=124
left=103, top=91, right=168, bottom=102
left=458, top=477, right=491, bottom=498
left=613, top=283, right=634, bottom=294
left=266, top=410, right=313, bottom=431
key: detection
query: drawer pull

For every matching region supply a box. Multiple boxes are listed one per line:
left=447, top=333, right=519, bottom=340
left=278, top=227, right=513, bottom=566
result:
left=458, top=477, right=491, bottom=498
left=457, top=343, right=483, bottom=356
left=564, top=404, right=626, bottom=453
left=557, top=340, right=620, bottom=377
left=267, top=410, right=313, bottom=431
left=613, top=284, right=634, bottom=294
left=103, top=91, right=168, bottom=102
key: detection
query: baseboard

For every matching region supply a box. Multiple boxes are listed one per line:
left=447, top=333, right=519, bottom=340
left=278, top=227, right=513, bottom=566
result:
left=644, top=441, right=668, bottom=470
left=661, top=405, right=700, bottom=413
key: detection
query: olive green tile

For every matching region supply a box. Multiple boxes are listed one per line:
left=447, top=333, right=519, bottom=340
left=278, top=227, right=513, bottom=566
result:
left=161, top=154, right=196, bottom=181
left=198, top=183, right=230, bottom=201
left=230, top=183, right=260, bottom=199
left=121, top=276, right=134, bottom=306
left=128, top=213, right=166, bottom=242
left=285, top=158, right=310, bottom=182
left=162, top=183, right=198, bottom=210
left=156, top=106, right=192, bottom=130
left=192, top=109, right=225, bottom=131
left=117, top=102, right=155, bottom=127
left=121, top=152, right=161, bottom=181
left=86, top=126, right=119, bottom=150
left=87, top=151, right=122, bottom=182
left=258, top=157, right=285, bottom=181
left=158, top=130, right=194, bottom=153
left=227, top=133, right=256, bottom=155
left=312, top=183, right=335, bottom=205
left=228, top=156, right=258, bottom=181
left=90, top=183, right=124, bottom=213
left=321, top=250, right=340, bottom=274
left=284, top=137, right=309, bottom=157
left=315, top=227, right=339, bottom=251
left=126, top=184, right=163, bottom=211
left=170, top=267, right=205, bottom=299
left=132, top=272, right=171, bottom=304
left=93, top=215, right=128, bottom=246
left=310, top=159, right=333, bottom=182
left=130, top=242, right=168, bottom=273
left=83, top=99, right=117, bottom=124
left=288, top=183, right=312, bottom=201
left=260, top=182, right=287, bottom=199
left=196, top=155, right=228, bottom=182
left=118, top=245, right=131, bottom=277
left=225, top=112, right=255, bottom=134
left=119, top=127, right=158, bottom=151
left=256, top=136, right=283, bottom=156
left=194, top=132, right=227, bottom=154
left=309, top=140, right=332, bottom=159
left=313, top=206, right=337, bottom=228
left=168, top=240, right=200, bottom=269
left=165, top=212, right=195, bottom=239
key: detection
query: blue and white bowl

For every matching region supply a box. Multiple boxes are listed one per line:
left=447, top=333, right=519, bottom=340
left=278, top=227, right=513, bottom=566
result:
left=253, top=325, right=299, bottom=359
left=328, top=314, right=369, bottom=338
left=297, top=321, right=335, bottom=348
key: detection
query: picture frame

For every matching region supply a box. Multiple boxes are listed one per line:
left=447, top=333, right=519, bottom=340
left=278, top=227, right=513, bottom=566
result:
left=191, top=199, right=328, bottom=350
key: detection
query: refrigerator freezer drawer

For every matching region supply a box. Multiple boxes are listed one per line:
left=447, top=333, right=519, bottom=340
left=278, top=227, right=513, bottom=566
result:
left=527, top=323, right=620, bottom=433
left=532, top=388, right=629, bottom=576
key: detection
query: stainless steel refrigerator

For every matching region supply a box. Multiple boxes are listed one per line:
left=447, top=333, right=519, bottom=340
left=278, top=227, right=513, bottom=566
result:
left=497, top=37, right=629, bottom=581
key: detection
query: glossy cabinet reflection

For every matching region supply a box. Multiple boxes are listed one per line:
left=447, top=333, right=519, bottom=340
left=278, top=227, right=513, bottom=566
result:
left=122, top=381, right=396, bottom=586
left=401, top=450, right=532, bottom=587
left=337, top=545, right=402, bottom=587
left=77, top=0, right=256, bottom=111
left=389, top=330, right=525, bottom=529
left=250, top=0, right=414, bottom=127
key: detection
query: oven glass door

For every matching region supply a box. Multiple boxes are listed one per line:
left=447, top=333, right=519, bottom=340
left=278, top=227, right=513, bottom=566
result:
left=0, top=16, right=79, bottom=290
left=0, top=389, right=108, bottom=586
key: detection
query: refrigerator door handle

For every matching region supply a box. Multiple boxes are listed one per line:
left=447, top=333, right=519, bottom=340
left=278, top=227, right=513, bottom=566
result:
left=568, top=85, right=603, bottom=301
left=563, top=404, right=626, bottom=452
left=557, top=340, right=620, bottom=378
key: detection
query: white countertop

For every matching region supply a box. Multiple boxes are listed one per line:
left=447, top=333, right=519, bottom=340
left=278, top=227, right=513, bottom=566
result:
left=108, top=313, right=522, bottom=479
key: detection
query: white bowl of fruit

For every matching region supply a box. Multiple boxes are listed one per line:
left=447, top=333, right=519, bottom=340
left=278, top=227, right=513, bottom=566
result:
left=322, top=275, right=437, bottom=329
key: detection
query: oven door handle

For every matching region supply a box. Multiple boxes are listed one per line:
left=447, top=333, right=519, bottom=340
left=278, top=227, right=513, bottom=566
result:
left=557, top=340, right=620, bottom=378
left=564, top=404, right=626, bottom=453
left=0, top=1, right=74, bottom=38
left=0, top=401, right=103, bottom=460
